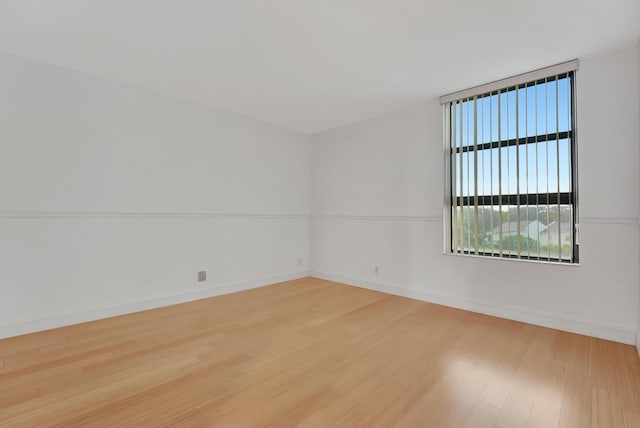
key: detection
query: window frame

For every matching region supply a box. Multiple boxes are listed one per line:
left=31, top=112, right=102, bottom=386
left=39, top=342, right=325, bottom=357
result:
left=442, top=62, right=579, bottom=264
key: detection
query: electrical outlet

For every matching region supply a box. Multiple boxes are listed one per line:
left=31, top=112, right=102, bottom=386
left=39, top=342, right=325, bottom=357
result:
left=374, top=265, right=379, bottom=275
left=198, top=271, right=207, bottom=282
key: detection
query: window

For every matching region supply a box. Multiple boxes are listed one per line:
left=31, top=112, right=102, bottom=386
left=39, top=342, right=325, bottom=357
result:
left=442, top=61, right=578, bottom=263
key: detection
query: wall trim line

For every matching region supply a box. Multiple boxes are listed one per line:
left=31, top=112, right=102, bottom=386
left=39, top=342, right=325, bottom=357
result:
left=309, top=270, right=637, bottom=346
left=0, top=271, right=310, bottom=340
left=310, top=214, right=638, bottom=224
left=311, top=214, right=442, bottom=222
left=580, top=216, right=639, bottom=225
left=3, top=212, right=636, bottom=224
left=0, top=211, right=309, bottom=220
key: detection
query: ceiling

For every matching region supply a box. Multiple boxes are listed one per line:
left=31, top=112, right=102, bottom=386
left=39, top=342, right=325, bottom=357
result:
left=0, top=1, right=638, bottom=134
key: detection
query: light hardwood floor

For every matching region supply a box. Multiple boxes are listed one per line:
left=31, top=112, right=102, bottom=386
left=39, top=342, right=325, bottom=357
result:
left=1, top=277, right=639, bottom=427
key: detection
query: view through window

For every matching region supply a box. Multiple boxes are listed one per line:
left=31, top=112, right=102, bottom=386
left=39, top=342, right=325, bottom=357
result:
left=445, top=67, right=578, bottom=263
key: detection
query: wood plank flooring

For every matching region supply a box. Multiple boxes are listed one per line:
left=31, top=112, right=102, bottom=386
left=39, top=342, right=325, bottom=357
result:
left=1, top=277, right=639, bottom=427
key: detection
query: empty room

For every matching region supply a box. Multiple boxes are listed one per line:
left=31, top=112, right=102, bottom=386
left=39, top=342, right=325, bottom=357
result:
left=1, top=1, right=640, bottom=427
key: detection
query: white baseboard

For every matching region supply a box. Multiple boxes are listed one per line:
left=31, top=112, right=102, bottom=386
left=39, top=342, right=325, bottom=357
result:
left=310, top=270, right=637, bottom=346
left=0, top=271, right=310, bottom=340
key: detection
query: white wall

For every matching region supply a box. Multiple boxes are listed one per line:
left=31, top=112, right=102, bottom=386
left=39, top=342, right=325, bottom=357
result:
left=2, top=44, right=639, bottom=346
left=0, top=52, right=310, bottom=338
left=637, top=39, right=640, bottom=354
left=311, top=45, right=640, bottom=345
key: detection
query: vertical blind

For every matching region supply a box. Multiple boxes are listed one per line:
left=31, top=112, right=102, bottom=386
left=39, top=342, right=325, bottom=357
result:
left=443, top=64, right=578, bottom=263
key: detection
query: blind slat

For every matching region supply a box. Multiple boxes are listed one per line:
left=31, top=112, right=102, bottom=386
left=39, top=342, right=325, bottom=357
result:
left=515, top=85, right=521, bottom=258
left=473, top=96, right=479, bottom=254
